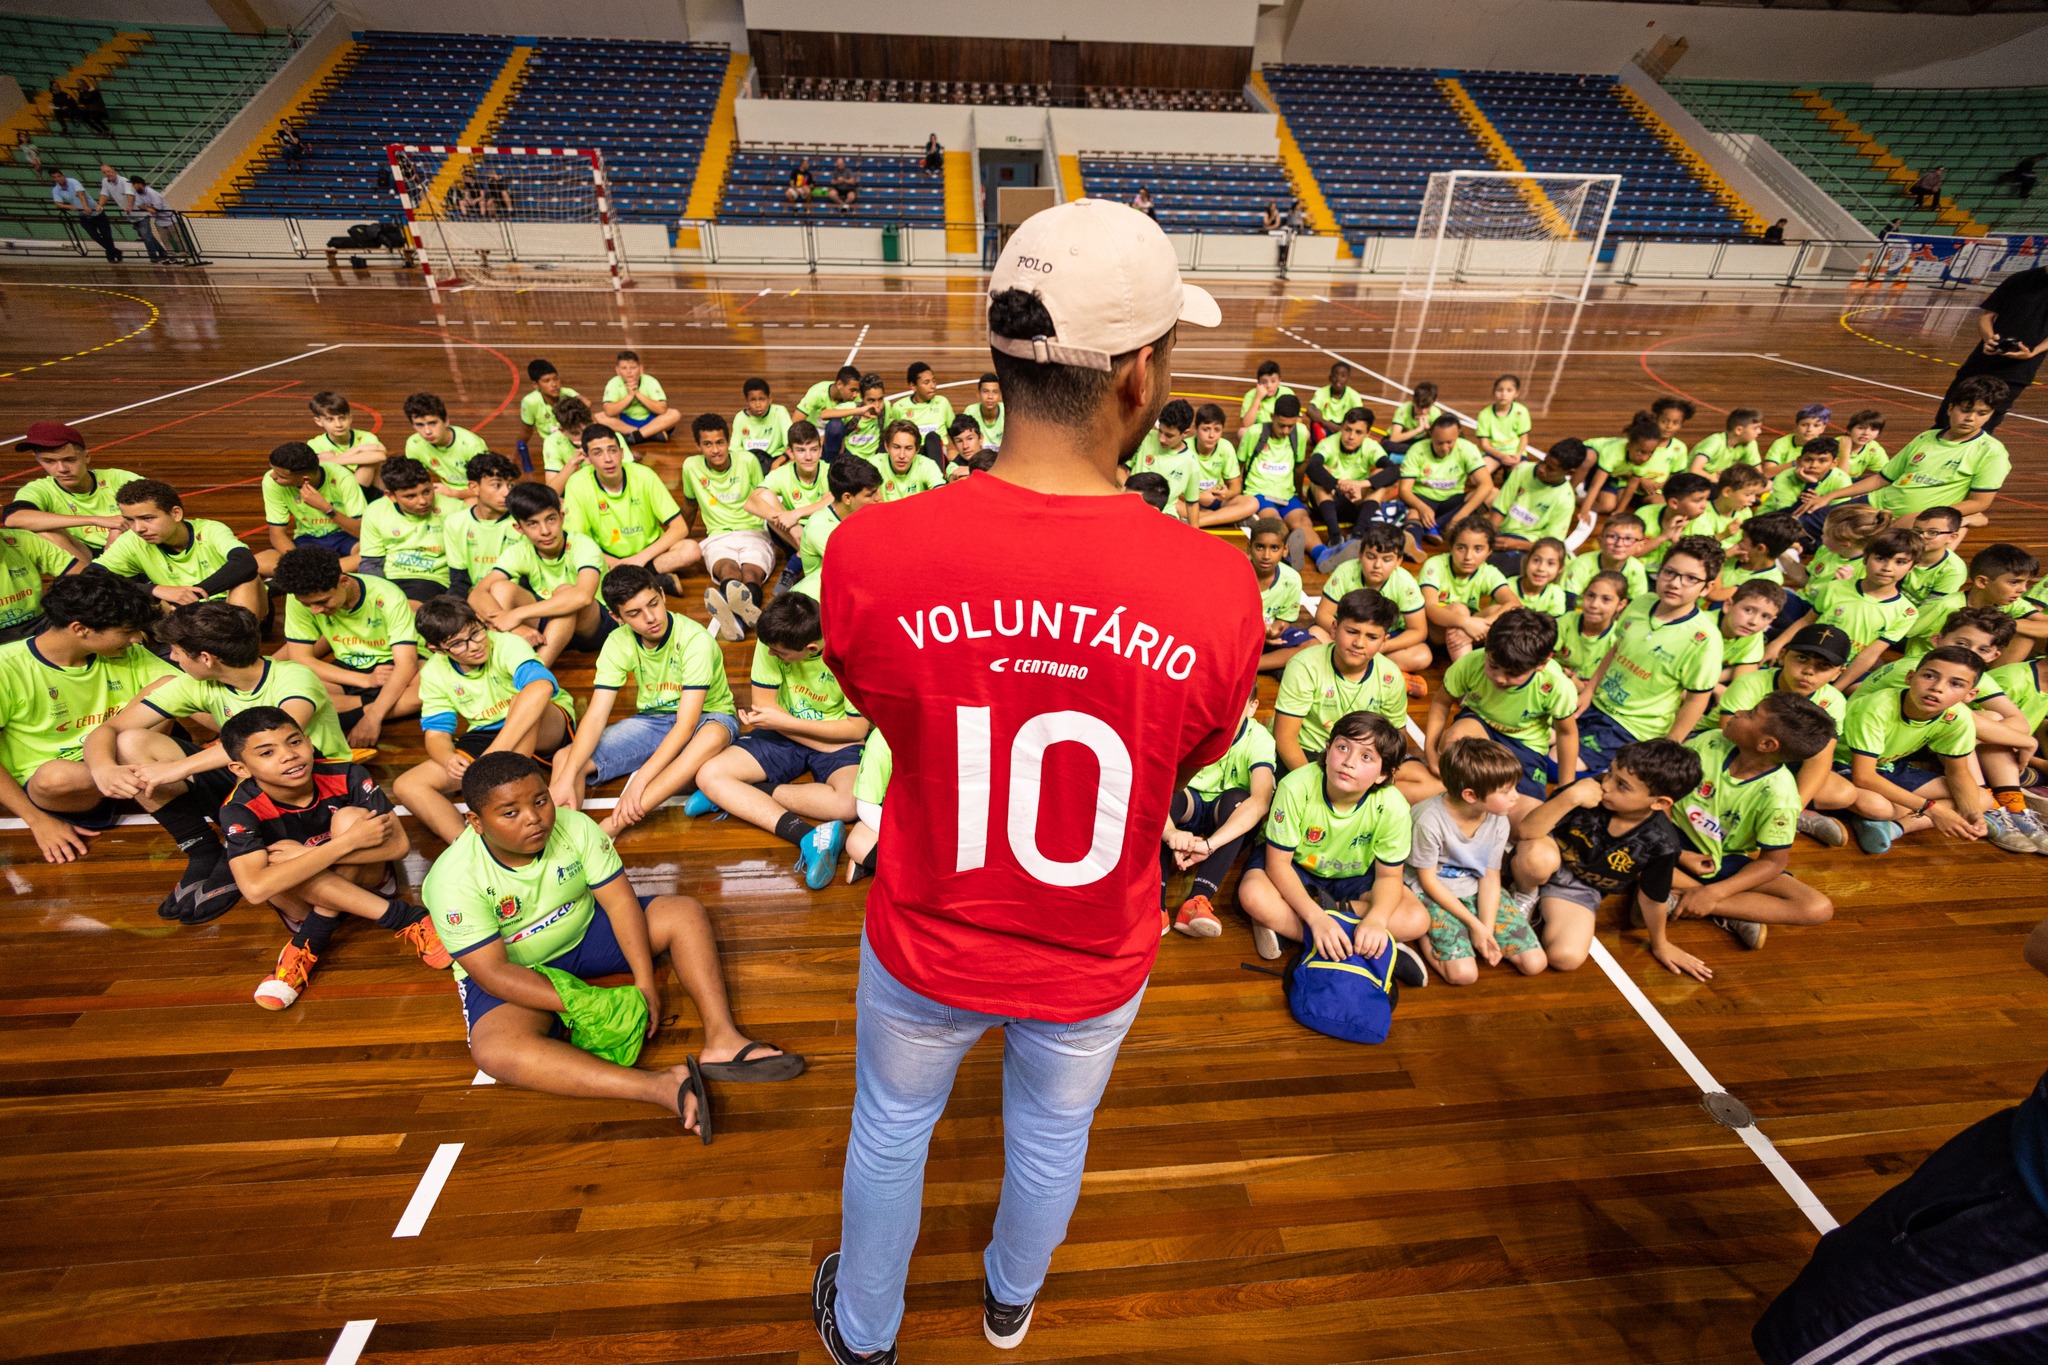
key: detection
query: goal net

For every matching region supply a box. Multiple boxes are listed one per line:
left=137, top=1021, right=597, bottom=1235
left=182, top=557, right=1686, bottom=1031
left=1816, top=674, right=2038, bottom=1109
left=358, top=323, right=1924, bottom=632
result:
left=1401, top=171, right=1620, bottom=303
left=386, top=144, right=631, bottom=292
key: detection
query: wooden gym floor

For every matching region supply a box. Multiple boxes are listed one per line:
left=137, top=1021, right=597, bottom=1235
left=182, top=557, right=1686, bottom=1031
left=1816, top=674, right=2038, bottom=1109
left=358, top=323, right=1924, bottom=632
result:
left=0, top=266, right=2043, bottom=1365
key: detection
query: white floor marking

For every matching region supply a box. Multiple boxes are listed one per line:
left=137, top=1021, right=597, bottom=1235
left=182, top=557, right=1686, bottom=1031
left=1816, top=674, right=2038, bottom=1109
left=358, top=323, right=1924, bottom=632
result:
left=324, top=1320, right=377, bottom=1365
left=1276, top=326, right=1478, bottom=428
left=1752, top=352, right=2046, bottom=427
left=1586, top=937, right=1838, bottom=1233
left=0, top=345, right=339, bottom=446
left=843, top=324, right=869, bottom=366
left=392, top=1142, right=462, bottom=1238
left=471, top=1069, right=496, bottom=1085
left=1, top=792, right=664, bottom=831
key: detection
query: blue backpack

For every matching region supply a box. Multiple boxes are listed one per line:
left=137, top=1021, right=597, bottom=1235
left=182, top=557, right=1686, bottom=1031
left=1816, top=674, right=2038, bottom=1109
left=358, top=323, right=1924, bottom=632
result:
left=1282, top=904, right=1401, bottom=1044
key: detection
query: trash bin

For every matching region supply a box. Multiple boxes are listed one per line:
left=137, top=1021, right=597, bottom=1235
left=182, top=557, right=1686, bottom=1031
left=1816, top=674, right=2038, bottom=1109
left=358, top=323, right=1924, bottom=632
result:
left=881, top=222, right=901, bottom=263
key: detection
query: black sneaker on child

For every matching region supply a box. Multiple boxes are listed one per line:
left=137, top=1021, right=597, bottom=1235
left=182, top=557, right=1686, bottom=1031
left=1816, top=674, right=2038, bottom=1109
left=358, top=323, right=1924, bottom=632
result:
left=982, top=1280, right=1036, bottom=1350
left=812, top=1252, right=897, bottom=1365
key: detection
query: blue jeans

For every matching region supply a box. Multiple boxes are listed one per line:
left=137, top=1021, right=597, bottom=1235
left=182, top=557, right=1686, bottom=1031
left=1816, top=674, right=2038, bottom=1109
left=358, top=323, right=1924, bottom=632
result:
left=835, top=932, right=1146, bottom=1354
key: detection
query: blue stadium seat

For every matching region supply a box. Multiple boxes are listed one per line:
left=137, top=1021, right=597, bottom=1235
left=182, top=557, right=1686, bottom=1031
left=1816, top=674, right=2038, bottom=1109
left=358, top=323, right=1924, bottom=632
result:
left=1079, top=158, right=1290, bottom=232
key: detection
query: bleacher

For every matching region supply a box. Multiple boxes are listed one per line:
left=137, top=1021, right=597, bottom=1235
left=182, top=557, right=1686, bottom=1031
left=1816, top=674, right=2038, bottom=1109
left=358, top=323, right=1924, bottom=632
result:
left=0, top=15, right=296, bottom=239
left=719, top=147, right=944, bottom=226
left=1460, top=71, right=1749, bottom=241
left=1261, top=64, right=1494, bottom=248
left=1080, top=156, right=1290, bottom=232
left=492, top=38, right=727, bottom=223
left=226, top=31, right=514, bottom=219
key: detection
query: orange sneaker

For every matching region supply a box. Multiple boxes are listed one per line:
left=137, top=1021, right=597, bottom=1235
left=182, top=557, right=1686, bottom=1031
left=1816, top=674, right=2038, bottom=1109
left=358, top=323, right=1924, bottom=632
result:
left=1174, top=894, right=1223, bottom=938
left=1406, top=673, right=1428, bottom=699
left=255, top=942, right=317, bottom=1010
left=1159, top=908, right=1171, bottom=938
left=397, top=916, right=453, bottom=970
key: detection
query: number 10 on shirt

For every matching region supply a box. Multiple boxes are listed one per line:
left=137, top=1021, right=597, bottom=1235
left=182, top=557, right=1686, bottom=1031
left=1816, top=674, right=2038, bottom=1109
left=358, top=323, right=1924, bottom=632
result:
left=954, top=707, right=1134, bottom=889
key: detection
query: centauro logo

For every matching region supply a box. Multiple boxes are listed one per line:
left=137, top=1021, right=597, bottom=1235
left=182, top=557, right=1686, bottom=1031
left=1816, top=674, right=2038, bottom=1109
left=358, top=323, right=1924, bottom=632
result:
left=988, top=658, right=1089, bottom=679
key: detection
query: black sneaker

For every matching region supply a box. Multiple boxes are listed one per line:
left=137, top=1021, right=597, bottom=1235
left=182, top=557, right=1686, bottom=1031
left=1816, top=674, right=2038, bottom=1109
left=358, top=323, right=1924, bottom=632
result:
left=1391, top=941, right=1428, bottom=988
left=812, top=1253, right=897, bottom=1365
left=982, top=1280, right=1036, bottom=1350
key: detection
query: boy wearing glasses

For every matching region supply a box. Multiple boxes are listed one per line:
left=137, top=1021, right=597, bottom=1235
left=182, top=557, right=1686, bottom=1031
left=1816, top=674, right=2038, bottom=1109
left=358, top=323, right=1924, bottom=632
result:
left=1578, top=536, right=1727, bottom=774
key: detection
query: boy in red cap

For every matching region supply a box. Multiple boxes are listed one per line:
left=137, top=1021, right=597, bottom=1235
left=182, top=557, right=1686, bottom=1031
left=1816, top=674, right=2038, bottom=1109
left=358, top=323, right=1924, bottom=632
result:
left=4, top=422, right=142, bottom=559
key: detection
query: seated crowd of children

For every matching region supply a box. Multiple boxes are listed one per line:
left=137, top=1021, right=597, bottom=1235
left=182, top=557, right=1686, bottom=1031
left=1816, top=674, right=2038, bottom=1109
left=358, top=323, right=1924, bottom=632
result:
left=0, top=346, right=2031, bottom=1121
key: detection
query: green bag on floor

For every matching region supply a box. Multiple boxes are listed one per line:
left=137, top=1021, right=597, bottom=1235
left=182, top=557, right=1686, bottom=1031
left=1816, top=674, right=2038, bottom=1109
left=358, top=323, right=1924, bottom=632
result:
left=537, top=966, right=649, bottom=1067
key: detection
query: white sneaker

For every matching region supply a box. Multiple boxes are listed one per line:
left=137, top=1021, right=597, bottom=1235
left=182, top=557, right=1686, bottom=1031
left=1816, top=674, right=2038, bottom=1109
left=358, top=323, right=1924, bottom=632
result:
left=1797, top=810, right=1847, bottom=847
left=725, top=577, right=761, bottom=629
left=2009, top=807, right=2048, bottom=855
left=1252, top=925, right=1282, bottom=961
left=705, top=586, right=744, bottom=641
left=1983, top=809, right=2038, bottom=856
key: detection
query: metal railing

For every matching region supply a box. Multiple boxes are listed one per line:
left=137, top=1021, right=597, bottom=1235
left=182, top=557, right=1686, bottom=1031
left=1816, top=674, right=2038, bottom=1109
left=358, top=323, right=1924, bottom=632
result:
left=143, top=3, right=334, bottom=185
left=0, top=207, right=207, bottom=264
left=1682, top=101, right=1892, bottom=231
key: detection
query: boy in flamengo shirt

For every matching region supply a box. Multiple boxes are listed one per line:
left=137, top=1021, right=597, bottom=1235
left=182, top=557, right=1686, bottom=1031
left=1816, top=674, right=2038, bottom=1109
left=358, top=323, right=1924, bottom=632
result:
left=218, top=707, right=445, bottom=1012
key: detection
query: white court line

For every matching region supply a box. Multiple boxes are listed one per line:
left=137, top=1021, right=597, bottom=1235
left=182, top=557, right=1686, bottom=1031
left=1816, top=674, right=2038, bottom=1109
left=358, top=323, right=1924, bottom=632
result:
left=392, top=1142, right=462, bottom=1238
left=471, top=1069, right=496, bottom=1085
left=324, top=1320, right=377, bottom=1365
left=0, top=344, right=340, bottom=446
left=1276, top=326, right=1478, bottom=430
left=1753, top=351, right=2048, bottom=428
left=844, top=324, right=869, bottom=366
left=1586, top=937, right=1838, bottom=1233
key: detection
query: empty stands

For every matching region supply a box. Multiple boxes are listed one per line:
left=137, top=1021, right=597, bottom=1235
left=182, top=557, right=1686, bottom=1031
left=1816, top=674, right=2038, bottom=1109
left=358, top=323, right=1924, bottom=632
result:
left=719, top=148, right=945, bottom=226
left=1080, top=156, right=1290, bottom=232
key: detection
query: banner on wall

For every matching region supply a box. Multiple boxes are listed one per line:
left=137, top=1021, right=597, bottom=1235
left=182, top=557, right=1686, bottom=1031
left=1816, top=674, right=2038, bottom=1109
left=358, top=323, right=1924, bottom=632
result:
left=1868, top=232, right=2047, bottom=287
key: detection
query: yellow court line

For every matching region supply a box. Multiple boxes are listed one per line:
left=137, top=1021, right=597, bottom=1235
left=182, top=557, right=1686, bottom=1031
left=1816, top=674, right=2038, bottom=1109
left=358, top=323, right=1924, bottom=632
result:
left=1837, top=305, right=1960, bottom=370
left=0, top=287, right=161, bottom=381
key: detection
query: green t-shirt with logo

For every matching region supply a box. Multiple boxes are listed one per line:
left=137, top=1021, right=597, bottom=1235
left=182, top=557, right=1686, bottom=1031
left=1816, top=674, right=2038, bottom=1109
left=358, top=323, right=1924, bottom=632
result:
left=1420, top=554, right=1509, bottom=614
left=1678, top=730, right=1799, bottom=873
left=15, top=468, right=139, bottom=550
left=0, top=638, right=171, bottom=782
left=442, top=505, right=519, bottom=580
left=798, top=505, right=844, bottom=578
left=1841, top=680, right=1975, bottom=768
left=1241, top=426, right=1308, bottom=502
left=492, top=530, right=603, bottom=600
left=1192, top=438, right=1241, bottom=492
left=1871, top=428, right=2010, bottom=518
left=750, top=641, right=858, bottom=723
left=1310, top=385, right=1364, bottom=427
left=1809, top=587, right=1918, bottom=657
left=562, top=464, right=681, bottom=558
left=1259, top=563, right=1303, bottom=625
left=1989, top=659, right=2048, bottom=733
left=679, top=455, right=766, bottom=536
left=1473, top=401, right=1530, bottom=454
left=1491, top=462, right=1575, bottom=543
left=888, top=393, right=955, bottom=438
left=732, top=405, right=792, bottom=461
left=867, top=454, right=944, bottom=503
left=1562, top=550, right=1648, bottom=602
left=1444, top=650, right=1576, bottom=750
left=1691, top=432, right=1760, bottom=474
left=0, top=528, right=74, bottom=630
left=359, top=496, right=463, bottom=586
left=420, top=631, right=576, bottom=734
left=603, top=372, right=667, bottom=421
left=1708, top=665, right=1846, bottom=736
left=263, top=465, right=367, bottom=540
left=308, top=428, right=378, bottom=462
left=1391, top=401, right=1442, bottom=434
left=1275, top=645, right=1410, bottom=750
left=1129, top=434, right=1201, bottom=506
left=1242, top=387, right=1281, bottom=428
left=797, top=380, right=849, bottom=425
left=1314, top=434, right=1385, bottom=484
left=763, top=460, right=827, bottom=513
left=284, top=573, right=416, bottom=670
left=1903, top=549, right=1967, bottom=606
left=1594, top=439, right=1683, bottom=486
left=1555, top=610, right=1618, bottom=681
left=593, top=610, right=734, bottom=717
left=143, top=658, right=349, bottom=762
left=1403, top=438, right=1485, bottom=499
left=424, top=807, right=624, bottom=981
left=405, top=426, right=488, bottom=488
left=1321, top=561, right=1424, bottom=616
left=1592, top=600, right=1723, bottom=741
left=98, top=518, right=244, bottom=592
left=1185, top=717, right=1277, bottom=800
left=520, top=386, right=578, bottom=438
left=965, top=403, right=1004, bottom=448
left=1845, top=438, right=1888, bottom=478
left=1264, top=765, right=1412, bottom=882
left=1515, top=578, right=1568, bottom=620
left=1761, top=466, right=1850, bottom=515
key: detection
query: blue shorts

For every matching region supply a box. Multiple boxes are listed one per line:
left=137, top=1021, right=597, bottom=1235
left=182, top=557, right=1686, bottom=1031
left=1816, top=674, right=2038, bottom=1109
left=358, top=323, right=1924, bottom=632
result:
left=1834, top=758, right=1945, bottom=793
left=455, top=890, right=647, bottom=1031
left=1301, top=869, right=1377, bottom=906
left=736, top=729, right=863, bottom=786
left=294, top=530, right=358, bottom=555
left=615, top=410, right=657, bottom=430
left=588, top=707, right=740, bottom=784
left=1697, top=851, right=1756, bottom=886
left=1254, top=494, right=1307, bottom=518
left=1574, top=705, right=1641, bottom=776
left=1460, top=710, right=1556, bottom=798
left=1263, top=625, right=1315, bottom=653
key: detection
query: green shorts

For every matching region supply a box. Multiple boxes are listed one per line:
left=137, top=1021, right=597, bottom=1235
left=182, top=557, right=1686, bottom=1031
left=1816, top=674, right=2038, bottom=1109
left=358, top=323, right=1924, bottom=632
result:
left=1425, top=893, right=1540, bottom=962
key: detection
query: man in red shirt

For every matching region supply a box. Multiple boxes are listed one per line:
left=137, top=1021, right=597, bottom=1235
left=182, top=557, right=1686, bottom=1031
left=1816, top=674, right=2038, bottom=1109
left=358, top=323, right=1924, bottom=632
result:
left=813, top=199, right=1264, bottom=1363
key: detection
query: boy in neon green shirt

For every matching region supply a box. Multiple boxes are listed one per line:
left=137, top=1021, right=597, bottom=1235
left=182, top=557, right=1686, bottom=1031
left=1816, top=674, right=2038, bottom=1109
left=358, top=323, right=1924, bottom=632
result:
left=886, top=361, right=954, bottom=464
left=746, top=418, right=831, bottom=589
left=517, top=359, right=577, bottom=471
left=1810, top=377, right=2010, bottom=527
left=1581, top=536, right=1726, bottom=769
left=1189, top=402, right=1258, bottom=529
left=1809, top=646, right=1989, bottom=856
left=358, top=456, right=463, bottom=603
left=99, top=478, right=265, bottom=619
left=595, top=349, right=681, bottom=443
left=1399, top=413, right=1489, bottom=543
left=258, top=440, right=366, bottom=577
left=1473, top=374, right=1531, bottom=474
left=560, top=426, right=702, bottom=585
left=679, top=413, right=774, bottom=642
left=443, top=451, right=521, bottom=595
left=5, top=422, right=140, bottom=553
left=0, top=524, right=82, bottom=645
left=797, top=454, right=882, bottom=584
left=1306, top=406, right=1387, bottom=560
left=1489, top=438, right=1584, bottom=557
left=1127, top=399, right=1202, bottom=522
left=274, top=545, right=421, bottom=748
left=474, top=482, right=607, bottom=666
left=1308, top=361, right=1363, bottom=437
left=401, top=391, right=487, bottom=500
left=1426, top=607, right=1578, bottom=801
left=733, top=376, right=793, bottom=472
left=965, top=372, right=1004, bottom=450
left=307, top=390, right=387, bottom=492
left=1240, top=360, right=1283, bottom=431
left=549, top=563, right=739, bottom=839
left=1688, top=408, right=1764, bottom=476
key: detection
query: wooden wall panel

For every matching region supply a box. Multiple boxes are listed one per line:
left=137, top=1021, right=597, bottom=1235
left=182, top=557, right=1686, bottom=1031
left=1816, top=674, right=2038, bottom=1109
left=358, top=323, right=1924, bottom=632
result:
left=750, top=30, right=1249, bottom=94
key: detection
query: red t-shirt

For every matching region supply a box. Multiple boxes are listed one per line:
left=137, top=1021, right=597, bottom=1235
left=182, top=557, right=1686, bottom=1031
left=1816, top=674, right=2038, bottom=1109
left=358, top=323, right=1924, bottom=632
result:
left=822, top=473, right=1263, bottom=1021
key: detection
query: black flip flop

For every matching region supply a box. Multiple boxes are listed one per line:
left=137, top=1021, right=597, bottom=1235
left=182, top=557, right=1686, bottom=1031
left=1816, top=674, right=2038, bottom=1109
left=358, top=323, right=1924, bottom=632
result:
left=699, top=1041, right=807, bottom=1083
left=680, top=1056, right=713, bottom=1145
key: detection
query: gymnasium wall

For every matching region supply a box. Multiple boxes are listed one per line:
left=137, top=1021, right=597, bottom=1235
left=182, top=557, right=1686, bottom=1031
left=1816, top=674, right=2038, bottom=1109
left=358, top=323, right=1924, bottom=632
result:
left=749, top=31, right=1251, bottom=93
left=740, top=0, right=1258, bottom=47
left=731, top=100, right=1280, bottom=160
left=1280, top=0, right=2048, bottom=86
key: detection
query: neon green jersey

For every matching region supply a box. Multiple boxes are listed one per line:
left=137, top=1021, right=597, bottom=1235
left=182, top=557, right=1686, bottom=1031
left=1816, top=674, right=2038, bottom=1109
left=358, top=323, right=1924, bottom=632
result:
left=0, top=528, right=74, bottom=630
left=1902, top=549, right=1968, bottom=606
left=853, top=726, right=894, bottom=807
left=284, top=573, right=416, bottom=670
left=763, top=460, right=827, bottom=512
left=1185, top=717, right=1277, bottom=800
left=731, top=405, right=792, bottom=461
left=1555, top=610, right=1618, bottom=681
left=1491, top=462, right=1575, bottom=543
left=262, top=465, right=366, bottom=539
left=0, top=638, right=172, bottom=782
left=1275, top=644, right=1410, bottom=750
left=405, top=426, right=488, bottom=488
left=1443, top=650, right=1575, bottom=750
left=520, top=386, right=578, bottom=438
left=887, top=393, right=955, bottom=437
left=1678, top=730, right=1799, bottom=873
left=424, top=808, right=624, bottom=981
left=492, top=530, right=603, bottom=600
left=143, top=658, right=349, bottom=761
left=1191, top=437, right=1241, bottom=491
left=1265, top=765, right=1411, bottom=881
left=1310, top=385, right=1364, bottom=426
left=98, top=518, right=244, bottom=592
left=1473, top=401, right=1530, bottom=454
left=1706, top=665, right=1848, bottom=736
left=1403, top=438, right=1484, bottom=499
left=442, top=505, right=519, bottom=580
left=798, top=505, right=844, bottom=578
left=965, top=402, right=1004, bottom=447
left=420, top=631, right=575, bottom=734
left=1870, top=427, right=2010, bottom=518
left=1761, top=466, right=1850, bottom=515
left=1988, top=659, right=2048, bottom=732
left=1314, top=433, right=1385, bottom=483
left=866, top=454, right=944, bottom=503
left=1128, top=433, right=1201, bottom=506
left=679, top=454, right=766, bottom=536
left=1562, top=550, right=1647, bottom=602
left=14, top=468, right=139, bottom=550
left=1840, top=681, right=1974, bottom=767
left=358, top=496, right=463, bottom=586
left=749, top=640, right=858, bottom=723
left=1419, top=554, right=1509, bottom=613
left=593, top=610, right=734, bottom=717
left=562, top=464, right=680, bottom=557
left=1241, top=425, right=1308, bottom=502
left=1691, top=432, right=1760, bottom=474
left=1321, top=561, right=1424, bottom=616
left=1809, top=586, right=1919, bottom=657
left=1258, top=563, right=1303, bottom=625
left=1591, top=599, right=1723, bottom=741
left=602, top=372, right=667, bottom=421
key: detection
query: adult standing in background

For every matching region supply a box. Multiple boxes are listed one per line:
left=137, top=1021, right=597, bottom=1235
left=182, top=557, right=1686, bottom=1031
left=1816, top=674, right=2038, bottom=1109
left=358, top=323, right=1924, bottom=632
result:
left=810, top=199, right=1260, bottom=1364
left=48, top=167, right=120, bottom=263
left=1938, top=264, right=2048, bottom=433
left=126, top=176, right=176, bottom=264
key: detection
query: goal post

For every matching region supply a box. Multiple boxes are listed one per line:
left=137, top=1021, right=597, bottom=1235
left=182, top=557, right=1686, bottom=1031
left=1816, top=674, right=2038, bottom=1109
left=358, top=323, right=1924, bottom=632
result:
left=1402, top=170, right=1620, bottom=303
left=386, top=143, right=631, bottom=293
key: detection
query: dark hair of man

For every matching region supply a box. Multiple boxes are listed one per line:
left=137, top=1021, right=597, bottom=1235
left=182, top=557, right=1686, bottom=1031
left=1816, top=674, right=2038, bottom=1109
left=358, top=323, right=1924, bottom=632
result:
left=526, top=358, right=557, bottom=381
left=692, top=412, right=730, bottom=441
left=1845, top=408, right=1885, bottom=432
left=1915, top=504, right=1963, bottom=533
left=1357, top=521, right=1406, bottom=557
left=1483, top=607, right=1556, bottom=675
left=1726, top=407, right=1761, bottom=429
left=579, top=424, right=620, bottom=452
left=1801, top=437, right=1840, bottom=459
left=461, top=750, right=545, bottom=812
left=1344, top=406, right=1376, bottom=429
left=271, top=546, right=344, bottom=597
left=466, top=452, right=519, bottom=485
left=1412, top=381, right=1438, bottom=404
left=379, top=456, right=431, bottom=493
left=1273, top=393, right=1301, bottom=419
left=1626, top=413, right=1664, bottom=445
left=1439, top=736, right=1524, bottom=801
left=506, top=482, right=560, bottom=523
left=987, top=288, right=1170, bottom=430
left=221, top=705, right=302, bottom=762
left=979, top=371, right=999, bottom=386
left=1611, top=738, right=1703, bottom=801
left=859, top=372, right=884, bottom=394
left=402, top=391, right=447, bottom=422
left=1428, top=411, right=1460, bottom=432
left=1447, top=514, right=1497, bottom=549
left=757, top=590, right=823, bottom=651
left=1942, top=605, right=2018, bottom=650
left=1544, top=436, right=1588, bottom=472
left=554, top=395, right=592, bottom=429
left=1864, top=527, right=1922, bottom=563
left=269, top=442, right=321, bottom=475
left=1334, top=587, right=1401, bottom=633
left=828, top=455, right=883, bottom=499
left=158, top=599, right=262, bottom=668
left=116, top=478, right=182, bottom=513
left=41, top=566, right=156, bottom=632
left=906, top=361, right=932, bottom=384
left=616, top=349, right=640, bottom=364
left=1255, top=360, right=1280, bottom=379
left=1716, top=462, right=1766, bottom=493
left=308, top=390, right=351, bottom=418
left=1753, top=690, right=1837, bottom=766
left=414, top=594, right=480, bottom=647
left=601, top=563, right=663, bottom=612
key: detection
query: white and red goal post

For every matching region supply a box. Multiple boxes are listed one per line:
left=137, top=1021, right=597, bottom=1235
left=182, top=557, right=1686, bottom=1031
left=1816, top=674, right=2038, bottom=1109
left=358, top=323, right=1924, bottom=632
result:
left=385, top=143, right=631, bottom=292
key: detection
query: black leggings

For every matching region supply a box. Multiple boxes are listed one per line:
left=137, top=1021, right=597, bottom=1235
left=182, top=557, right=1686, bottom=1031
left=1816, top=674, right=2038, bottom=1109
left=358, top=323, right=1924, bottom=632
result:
left=1161, top=787, right=1253, bottom=908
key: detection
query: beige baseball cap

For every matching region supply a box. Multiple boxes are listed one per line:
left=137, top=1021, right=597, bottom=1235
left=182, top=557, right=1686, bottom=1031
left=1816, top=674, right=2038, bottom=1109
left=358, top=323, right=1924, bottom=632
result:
left=988, top=198, right=1221, bottom=372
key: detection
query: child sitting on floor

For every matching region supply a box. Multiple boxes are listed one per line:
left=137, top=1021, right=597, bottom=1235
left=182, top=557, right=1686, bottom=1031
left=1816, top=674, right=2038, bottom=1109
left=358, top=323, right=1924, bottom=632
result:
left=1408, top=736, right=1547, bottom=985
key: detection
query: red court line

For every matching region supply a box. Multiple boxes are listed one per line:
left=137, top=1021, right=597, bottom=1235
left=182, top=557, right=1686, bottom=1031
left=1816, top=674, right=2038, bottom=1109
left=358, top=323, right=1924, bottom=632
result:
left=345, top=321, right=521, bottom=433
left=0, top=381, right=305, bottom=487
